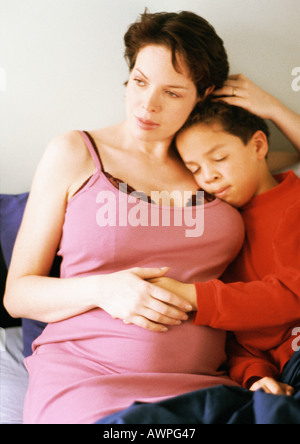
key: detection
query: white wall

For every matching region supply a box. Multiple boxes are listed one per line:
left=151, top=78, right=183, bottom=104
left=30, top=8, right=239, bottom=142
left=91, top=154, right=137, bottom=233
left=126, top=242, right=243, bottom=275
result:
left=1, top=0, right=299, bottom=193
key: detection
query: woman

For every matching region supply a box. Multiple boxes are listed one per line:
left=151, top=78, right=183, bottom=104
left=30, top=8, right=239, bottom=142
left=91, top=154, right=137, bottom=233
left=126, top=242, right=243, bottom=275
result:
left=4, top=11, right=300, bottom=424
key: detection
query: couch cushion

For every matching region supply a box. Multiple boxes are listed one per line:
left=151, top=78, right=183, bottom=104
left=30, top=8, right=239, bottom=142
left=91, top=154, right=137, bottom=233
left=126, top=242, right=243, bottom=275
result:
left=0, top=193, right=29, bottom=266
left=0, top=193, right=48, bottom=355
left=0, top=194, right=29, bottom=328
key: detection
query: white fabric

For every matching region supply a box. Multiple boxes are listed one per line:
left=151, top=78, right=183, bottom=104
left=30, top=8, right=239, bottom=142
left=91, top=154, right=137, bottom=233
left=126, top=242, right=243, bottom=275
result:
left=0, top=327, right=28, bottom=424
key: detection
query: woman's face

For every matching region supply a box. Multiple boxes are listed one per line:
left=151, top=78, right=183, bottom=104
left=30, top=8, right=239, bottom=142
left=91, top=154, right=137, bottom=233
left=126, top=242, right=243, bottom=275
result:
left=125, top=45, right=199, bottom=144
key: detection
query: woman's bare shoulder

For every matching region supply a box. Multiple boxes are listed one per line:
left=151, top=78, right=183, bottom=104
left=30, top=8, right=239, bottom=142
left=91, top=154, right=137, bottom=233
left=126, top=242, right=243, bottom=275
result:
left=40, top=130, right=95, bottom=179
left=43, top=130, right=91, bottom=165
left=28, top=130, right=98, bottom=204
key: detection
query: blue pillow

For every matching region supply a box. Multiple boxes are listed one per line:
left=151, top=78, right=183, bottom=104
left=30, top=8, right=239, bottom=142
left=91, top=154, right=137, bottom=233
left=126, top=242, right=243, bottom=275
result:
left=22, top=318, right=47, bottom=357
left=0, top=193, right=29, bottom=266
left=0, top=193, right=47, bottom=357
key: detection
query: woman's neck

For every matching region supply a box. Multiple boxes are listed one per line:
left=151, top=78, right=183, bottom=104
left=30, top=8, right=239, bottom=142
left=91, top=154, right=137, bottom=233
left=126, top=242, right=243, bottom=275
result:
left=120, top=121, right=175, bottom=161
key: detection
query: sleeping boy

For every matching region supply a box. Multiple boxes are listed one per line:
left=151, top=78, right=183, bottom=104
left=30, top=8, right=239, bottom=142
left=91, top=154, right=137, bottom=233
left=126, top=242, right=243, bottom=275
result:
left=152, top=100, right=300, bottom=396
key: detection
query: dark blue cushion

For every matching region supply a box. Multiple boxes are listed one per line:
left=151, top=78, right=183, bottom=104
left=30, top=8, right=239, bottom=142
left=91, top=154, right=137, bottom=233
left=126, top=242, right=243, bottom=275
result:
left=22, top=318, right=48, bottom=357
left=0, top=193, right=29, bottom=266
left=0, top=193, right=47, bottom=356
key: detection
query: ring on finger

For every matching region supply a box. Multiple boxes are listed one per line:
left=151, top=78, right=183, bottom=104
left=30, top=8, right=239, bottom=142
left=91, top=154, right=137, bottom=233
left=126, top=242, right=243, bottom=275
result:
left=232, top=87, right=238, bottom=97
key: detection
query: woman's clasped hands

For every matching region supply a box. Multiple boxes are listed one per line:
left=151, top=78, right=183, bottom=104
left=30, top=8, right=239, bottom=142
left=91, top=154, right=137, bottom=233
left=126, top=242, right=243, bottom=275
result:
left=97, top=267, right=193, bottom=332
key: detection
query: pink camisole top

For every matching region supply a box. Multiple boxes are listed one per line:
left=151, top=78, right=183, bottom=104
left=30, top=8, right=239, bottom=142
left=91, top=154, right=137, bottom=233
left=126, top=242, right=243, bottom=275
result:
left=58, top=131, right=244, bottom=281
left=24, top=131, right=245, bottom=424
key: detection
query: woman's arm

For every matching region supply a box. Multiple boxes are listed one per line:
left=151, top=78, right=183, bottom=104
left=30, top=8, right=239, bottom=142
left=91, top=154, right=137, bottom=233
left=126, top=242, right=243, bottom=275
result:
left=4, top=132, right=191, bottom=330
left=213, top=74, right=300, bottom=161
left=4, top=131, right=100, bottom=322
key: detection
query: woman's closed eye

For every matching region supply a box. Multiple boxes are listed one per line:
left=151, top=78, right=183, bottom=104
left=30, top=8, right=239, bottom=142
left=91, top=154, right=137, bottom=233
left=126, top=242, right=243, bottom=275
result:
left=134, top=78, right=146, bottom=86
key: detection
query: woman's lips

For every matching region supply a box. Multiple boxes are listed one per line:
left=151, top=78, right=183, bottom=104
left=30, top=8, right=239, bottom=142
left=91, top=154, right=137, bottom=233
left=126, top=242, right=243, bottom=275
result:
left=135, top=116, right=160, bottom=130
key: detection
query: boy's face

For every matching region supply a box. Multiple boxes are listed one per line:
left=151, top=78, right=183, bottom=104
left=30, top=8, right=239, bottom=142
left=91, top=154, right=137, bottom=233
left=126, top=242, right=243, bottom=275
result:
left=177, top=122, right=266, bottom=207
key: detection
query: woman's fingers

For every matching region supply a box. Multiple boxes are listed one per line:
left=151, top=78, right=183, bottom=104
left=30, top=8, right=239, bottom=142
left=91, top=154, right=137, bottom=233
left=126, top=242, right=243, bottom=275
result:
left=141, top=305, right=187, bottom=325
left=130, top=266, right=170, bottom=280
left=213, top=83, right=247, bottom=98
left=212, top=73, right=277, bottom=120
left=148, top=282, right=193, bottom=313
left=124, top=314, right=169, bottom=332
left=146, top=295, right=190, bottom=321
left=103, top=268, right=193, bottom=332
left=123, top=293, right=191, bottom=332
left=131, top=268, right=193, bottom=312
left=122, top=286, right=192, bottom=332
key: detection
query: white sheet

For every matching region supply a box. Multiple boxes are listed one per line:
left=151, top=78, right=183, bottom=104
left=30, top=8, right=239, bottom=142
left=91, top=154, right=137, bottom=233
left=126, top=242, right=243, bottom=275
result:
left=0, top=327, right=28, bottom=424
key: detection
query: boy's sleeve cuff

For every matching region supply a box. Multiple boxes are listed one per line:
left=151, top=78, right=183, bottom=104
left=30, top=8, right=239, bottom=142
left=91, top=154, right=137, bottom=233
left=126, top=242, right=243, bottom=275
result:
left=242, top=363, right=279, bottom=389
left=193, top=281, right=218, bottom=326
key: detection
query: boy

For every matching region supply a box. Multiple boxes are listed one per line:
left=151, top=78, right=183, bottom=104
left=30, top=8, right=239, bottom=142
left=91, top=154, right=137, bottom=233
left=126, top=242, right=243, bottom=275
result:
left=153, top=101, right=300, bottom=395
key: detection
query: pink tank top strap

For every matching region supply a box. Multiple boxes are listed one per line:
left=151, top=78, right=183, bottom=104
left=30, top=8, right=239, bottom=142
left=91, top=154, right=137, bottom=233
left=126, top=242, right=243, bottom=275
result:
left=79, top=130, right=103, bottom=172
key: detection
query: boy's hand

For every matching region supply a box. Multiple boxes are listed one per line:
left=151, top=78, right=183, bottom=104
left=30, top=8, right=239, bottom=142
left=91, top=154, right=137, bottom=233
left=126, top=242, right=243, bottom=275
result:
left=250, top=377, right=294, bottom=396
left=148, top=277, right=198, bottom=311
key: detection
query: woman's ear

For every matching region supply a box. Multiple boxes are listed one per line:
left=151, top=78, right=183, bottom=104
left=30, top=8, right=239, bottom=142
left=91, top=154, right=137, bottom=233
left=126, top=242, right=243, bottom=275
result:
left=196, top=85, right=216, bottom=104
left=202, top=85, right=216, bottom=100
left=251, top=131, right=269, bottom=160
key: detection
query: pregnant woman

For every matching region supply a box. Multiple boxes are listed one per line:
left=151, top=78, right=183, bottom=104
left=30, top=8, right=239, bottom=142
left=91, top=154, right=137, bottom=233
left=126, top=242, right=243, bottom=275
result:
left=4, top=11, right=299, bottom=424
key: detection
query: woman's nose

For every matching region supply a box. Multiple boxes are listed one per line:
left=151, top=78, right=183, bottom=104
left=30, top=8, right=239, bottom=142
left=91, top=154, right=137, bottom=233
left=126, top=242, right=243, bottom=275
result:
left=142, top=90, right=161, bottom=113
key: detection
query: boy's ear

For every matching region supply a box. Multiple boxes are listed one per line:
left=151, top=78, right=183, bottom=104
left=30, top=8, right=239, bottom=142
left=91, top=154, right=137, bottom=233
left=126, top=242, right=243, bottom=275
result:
left=251, top=131, right=269, bottom=160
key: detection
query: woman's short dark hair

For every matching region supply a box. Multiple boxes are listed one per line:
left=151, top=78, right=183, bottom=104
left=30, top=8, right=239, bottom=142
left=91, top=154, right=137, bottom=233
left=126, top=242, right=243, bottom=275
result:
left=124, top=10, right=229, bottom=97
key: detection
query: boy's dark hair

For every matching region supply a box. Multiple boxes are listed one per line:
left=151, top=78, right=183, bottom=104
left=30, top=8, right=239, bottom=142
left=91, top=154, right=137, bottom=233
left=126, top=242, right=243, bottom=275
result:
left=181, top=100, right=270, bottom=145
left=124, top=10, right=229, bottom=97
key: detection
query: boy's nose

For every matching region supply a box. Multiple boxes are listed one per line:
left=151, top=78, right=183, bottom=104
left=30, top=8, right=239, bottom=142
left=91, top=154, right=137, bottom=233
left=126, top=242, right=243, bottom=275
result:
left=203, top=167, right=221, bottom=184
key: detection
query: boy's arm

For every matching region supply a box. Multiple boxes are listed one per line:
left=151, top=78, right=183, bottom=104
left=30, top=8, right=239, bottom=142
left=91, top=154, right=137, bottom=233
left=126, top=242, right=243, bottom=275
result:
left=226, top=334, right=279, bottom=388
left=194, top=205, right=300, bottom=331
left=226, top=336, right=294, bottom=396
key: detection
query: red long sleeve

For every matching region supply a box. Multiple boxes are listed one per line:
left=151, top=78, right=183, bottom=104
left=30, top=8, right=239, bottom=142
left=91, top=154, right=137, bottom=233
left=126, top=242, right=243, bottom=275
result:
left=194, top=204, right=300, bottom=332
left=225, top=334, right=279, bottom=388
left=193, top=172, right=300, bottom=386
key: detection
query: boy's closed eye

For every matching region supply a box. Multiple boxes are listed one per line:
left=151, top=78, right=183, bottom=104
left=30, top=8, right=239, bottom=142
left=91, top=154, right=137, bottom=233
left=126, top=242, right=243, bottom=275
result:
left=185, top=164, right=201, bottom=175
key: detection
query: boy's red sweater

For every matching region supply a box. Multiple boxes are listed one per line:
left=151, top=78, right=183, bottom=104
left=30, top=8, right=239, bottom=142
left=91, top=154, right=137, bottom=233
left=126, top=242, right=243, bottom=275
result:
left=193, top=171, right=300, bottom=388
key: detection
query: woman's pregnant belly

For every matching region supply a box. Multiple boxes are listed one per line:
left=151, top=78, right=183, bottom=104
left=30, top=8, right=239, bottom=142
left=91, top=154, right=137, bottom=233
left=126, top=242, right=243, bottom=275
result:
left=33, top=308, right=227, bottom=376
